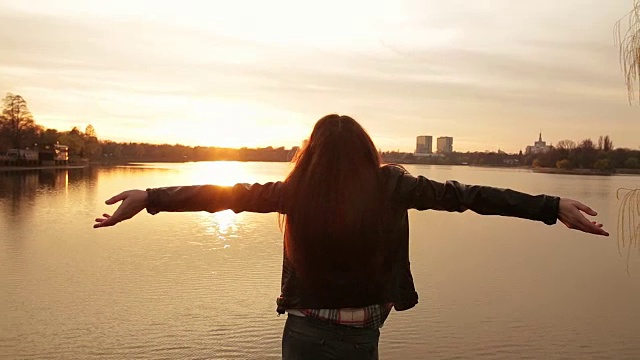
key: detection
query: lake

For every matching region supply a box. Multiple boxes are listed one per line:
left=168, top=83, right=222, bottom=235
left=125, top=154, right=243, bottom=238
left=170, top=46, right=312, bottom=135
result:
left=1, top=162, right=639, bottom=359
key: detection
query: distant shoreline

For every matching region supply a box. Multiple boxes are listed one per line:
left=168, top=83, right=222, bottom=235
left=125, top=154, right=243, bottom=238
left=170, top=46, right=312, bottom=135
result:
left=530, top=167, right=640, bottom=176
left=1, top=161, right=639, bottom=177
left=0, top=164, right=88, bottom=172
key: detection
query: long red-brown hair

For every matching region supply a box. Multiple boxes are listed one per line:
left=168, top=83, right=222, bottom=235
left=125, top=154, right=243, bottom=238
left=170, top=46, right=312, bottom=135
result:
left=281, top=114, right=384, bottom=285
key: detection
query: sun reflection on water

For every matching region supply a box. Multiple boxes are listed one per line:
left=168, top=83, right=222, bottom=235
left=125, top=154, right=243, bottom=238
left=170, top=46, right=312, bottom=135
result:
left=197, top=210, right=238, bottom=250
left=176, top=161, right=287, bottom=250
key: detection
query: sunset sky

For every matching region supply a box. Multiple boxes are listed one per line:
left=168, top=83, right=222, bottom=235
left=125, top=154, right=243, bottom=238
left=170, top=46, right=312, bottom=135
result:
left=0, top=0, right=638, bottom=152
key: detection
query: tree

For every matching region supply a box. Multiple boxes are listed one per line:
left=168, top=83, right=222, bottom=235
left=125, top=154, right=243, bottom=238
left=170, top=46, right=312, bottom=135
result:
left=579, top=138, right=595, bottom=149
left=40, top=128, right=60, bottom=145
left=614, top=3, right=640, bottom=261
left=556, top=139, right=577, bottom=151
left=603, top=135, right=614, bottom=151
left=625, top=157, right=639, bottom=168
left=58, top=128, right=85, bottom=157
left=83, top=124, right=101, bottom=159
left=594, top=159, right=612, bottom=170
left=575, top=138, right=598, bottom=168
left=598, top=135, right=614, bottom=151
left=0, top=93, right=40, bottom=148
left=85, top=124, right=97, bottom=139
left=556, top=159, right=573, bottom=169
left=615, top=0, right=640, bottom=104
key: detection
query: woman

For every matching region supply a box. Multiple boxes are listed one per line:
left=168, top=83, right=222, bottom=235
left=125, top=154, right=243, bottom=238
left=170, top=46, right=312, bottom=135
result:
left=94, top=114, right=608, bottom=359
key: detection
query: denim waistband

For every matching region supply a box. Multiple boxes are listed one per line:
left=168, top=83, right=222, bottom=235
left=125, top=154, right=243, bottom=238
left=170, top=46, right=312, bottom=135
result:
left=285, top=314, right=380, bottom=343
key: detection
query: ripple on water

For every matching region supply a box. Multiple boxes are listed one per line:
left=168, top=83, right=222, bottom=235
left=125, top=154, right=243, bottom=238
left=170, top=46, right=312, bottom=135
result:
left=2, top=164, right=640, bottom=359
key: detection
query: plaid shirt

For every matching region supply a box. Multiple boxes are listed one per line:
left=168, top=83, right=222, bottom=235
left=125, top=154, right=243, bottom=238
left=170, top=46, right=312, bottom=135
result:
left=287, top=303, right=393, bottom=329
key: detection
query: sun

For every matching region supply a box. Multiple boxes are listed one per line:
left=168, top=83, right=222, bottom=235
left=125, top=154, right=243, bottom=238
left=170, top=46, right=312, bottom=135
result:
left=184, top=161, right=254, bottom=186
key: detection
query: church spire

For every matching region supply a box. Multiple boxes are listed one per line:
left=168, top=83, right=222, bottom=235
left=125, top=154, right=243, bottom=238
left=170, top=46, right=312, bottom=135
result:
left=539, top=131, right=542, bottom=142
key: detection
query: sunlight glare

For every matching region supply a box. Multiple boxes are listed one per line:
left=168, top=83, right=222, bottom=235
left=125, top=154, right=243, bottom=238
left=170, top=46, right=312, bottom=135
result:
left=187, top=161, right=254, bottom=186
left=203, top=210, right=237, bottom=237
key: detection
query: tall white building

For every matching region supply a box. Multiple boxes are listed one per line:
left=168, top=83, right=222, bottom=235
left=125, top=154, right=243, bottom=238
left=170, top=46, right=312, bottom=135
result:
left=437, top=136, right=453, bottom=153
left=525, top=133, right=552, bottom=155
left=415, top=136, right=433, bottom=155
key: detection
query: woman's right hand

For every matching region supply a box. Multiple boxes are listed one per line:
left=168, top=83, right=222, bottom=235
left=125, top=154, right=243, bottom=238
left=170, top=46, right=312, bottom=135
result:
left=557, top=198, right=609, bottom=236
left=94, top=190, right=148, bottom=228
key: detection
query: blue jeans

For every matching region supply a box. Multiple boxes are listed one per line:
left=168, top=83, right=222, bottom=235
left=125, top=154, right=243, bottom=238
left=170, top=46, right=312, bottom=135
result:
left=282, top=314, right=380, bottom=360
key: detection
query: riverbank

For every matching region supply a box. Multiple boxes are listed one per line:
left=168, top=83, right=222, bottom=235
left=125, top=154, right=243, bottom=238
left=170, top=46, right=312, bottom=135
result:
left=0, top=164, right=88, bottom=172
left=530, top=167, right=640, bottom=176
left=3, top=161, right=638, bottom=177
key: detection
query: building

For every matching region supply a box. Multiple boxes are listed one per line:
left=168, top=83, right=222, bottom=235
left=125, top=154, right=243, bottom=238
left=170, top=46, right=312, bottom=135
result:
left=415, top=136, right=433, bottom=155
left=39, top=143, right=69, bottom=165
left=436, top=136, right=453, bottom=153
left=525, top=133, right=553, bottom=155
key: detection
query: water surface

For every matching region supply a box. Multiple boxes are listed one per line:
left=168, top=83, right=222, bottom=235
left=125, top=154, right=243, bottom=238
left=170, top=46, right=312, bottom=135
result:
left=1, top=162, right=639, bottom=359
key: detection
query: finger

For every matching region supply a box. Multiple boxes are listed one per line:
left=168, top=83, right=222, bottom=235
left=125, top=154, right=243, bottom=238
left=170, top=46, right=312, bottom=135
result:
left=94, top=217, right=118, bottom=228
left=574, top=201, right=597, bottom=216
left=591, top=226, right=610, bottom=236
left=576, top=216, right=609, bottom=236
left=103, top=213, right=111, bottom=218
left=591, top=226, right=608, bottom=236
left=93, top=220, right=115, bottom=228
left=576, top=215, right=597, bottom=230
left=106, top=192, right=128, bottom=205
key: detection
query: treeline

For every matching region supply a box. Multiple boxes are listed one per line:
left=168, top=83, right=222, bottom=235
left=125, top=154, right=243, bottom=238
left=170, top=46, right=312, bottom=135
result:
left=0, top=92, right=296, bottom=163
left=2, top=93, right=638, bottom=167
left=524, top=137, right=639, bottom=170
left=100, top=142, right=297, bottom=162
left=381, top=136, right=639, bottom=170
left=0, top=93, right=101, bottom=158
left=381, top=150, right=522, bottom=166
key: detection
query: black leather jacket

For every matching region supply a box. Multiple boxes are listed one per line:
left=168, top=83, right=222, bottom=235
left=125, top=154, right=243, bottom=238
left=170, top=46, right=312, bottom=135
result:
left=146, top=164, right=560, bottom=313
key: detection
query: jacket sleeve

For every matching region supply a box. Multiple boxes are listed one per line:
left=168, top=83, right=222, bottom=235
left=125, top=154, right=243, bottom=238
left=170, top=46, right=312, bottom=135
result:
left=394, top=170, right=559, bottom=225
left=145, top=182, right=284, bottom=215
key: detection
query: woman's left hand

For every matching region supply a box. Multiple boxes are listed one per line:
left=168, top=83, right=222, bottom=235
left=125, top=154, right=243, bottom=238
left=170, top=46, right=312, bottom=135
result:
left=558, top=198, right=609, bottom=236
left=94, top=190, right=148, bottom=228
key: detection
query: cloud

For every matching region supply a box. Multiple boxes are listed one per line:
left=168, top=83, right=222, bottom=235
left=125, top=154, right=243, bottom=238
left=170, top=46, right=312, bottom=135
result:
left=0, top=1, right=637, bottom=152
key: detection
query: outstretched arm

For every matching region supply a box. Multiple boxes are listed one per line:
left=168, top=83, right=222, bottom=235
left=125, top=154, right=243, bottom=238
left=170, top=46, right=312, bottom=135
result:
left=393, top=169, right=608, bottom=236
left=94, top=182, right=283, bottom=228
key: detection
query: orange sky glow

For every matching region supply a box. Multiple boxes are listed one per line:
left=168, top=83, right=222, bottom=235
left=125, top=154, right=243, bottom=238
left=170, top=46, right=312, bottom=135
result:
left=0, top=0, right=638, bottom=152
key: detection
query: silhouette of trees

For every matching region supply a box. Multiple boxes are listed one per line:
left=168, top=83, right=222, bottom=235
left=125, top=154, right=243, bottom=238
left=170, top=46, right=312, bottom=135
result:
left=597, top=135, right=614, bottom=151
left=0, top=93, right=41, bottom=150
left=556, top=139, right=577, bottom=151
left=575, top=138, right=598, bottom=169
left=58, top=127, right=85, bottom=157
left=83, top=125, right=101, bottom=159
left=85, top=125, right=96, bottom=138
left=40, top=129, right=60, bottom=145
left=0, top=93, right=299, bottom=163
left=1, top=94, right=634, bottom=168
left=625, top=157, right=639, bottom=168
left=615, top=0, right=640, bottom=104
left=606, top=136, right=615, bottom=151
left=524, top=135, right=640, bottom=170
